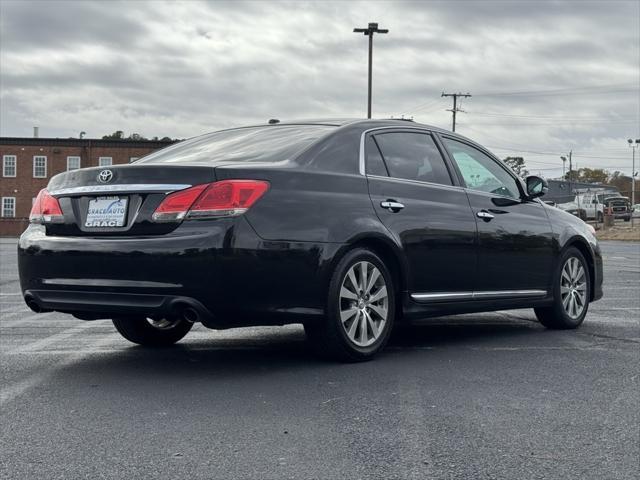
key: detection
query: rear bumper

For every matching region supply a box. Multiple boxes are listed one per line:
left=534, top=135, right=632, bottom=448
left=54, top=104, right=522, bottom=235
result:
left=24, top=289, right=214, bottom=323
left=18, top=220, right=340, bottom=327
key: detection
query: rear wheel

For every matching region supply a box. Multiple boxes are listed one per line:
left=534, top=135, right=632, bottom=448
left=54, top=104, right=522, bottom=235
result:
left=112, top=316, right=193, bottom=346
left=535, top=247, right=590, bottom=329
left=305, top=248, right=395, bottom=362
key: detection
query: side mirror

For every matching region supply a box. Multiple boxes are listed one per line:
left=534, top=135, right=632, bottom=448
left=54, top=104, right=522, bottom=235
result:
left=525, top=175, right=548, bottom=199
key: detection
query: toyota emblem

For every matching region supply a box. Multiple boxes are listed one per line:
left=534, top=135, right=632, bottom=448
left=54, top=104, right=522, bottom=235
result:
left=97, top=169, right=114, bottom=183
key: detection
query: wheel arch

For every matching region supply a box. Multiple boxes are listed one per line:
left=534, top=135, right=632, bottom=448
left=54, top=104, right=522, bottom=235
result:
left=322, top=233, right=408, bottom=313
left=562, top=236, right=597, bottom=301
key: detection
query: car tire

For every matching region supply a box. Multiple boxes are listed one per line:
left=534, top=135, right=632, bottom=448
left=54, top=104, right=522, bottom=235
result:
left=112, top=316, right=193, bottom=346
left=534, top=247, right=590, bottom=330
left=305, top=248, right=395, bottom=362
left=624, top=216, right=631, bottom=222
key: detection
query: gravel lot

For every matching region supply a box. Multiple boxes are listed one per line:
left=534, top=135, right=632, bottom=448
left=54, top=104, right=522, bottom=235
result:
left=1, top=239, right=638, bottom=479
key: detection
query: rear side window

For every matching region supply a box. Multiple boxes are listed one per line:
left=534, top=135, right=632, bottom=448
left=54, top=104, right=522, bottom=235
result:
left=365, top=136, right=389, bottom=176
left=136, top=125, right=336, bottom=164
left=373, top=132, right=452, bottom=186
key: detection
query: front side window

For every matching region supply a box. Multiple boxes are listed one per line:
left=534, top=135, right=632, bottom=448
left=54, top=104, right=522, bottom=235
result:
left=67, top=156, right=81, bottom=171
left=98, top=157, right=113, bottom=167
left=373, top=132, right=452, bottom=186
left=2, top=197, right=16, bottom=217
left=33, top=156, right=47, bottom=178
left=3, top=155, right=16, bottom=177
left=442, top=138, right=521, bottom=199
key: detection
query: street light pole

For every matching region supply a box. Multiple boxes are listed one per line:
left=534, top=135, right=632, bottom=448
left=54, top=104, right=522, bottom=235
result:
left=628, top=139, right=639, bottom=207
left=354, top=22, right=388, bottom=119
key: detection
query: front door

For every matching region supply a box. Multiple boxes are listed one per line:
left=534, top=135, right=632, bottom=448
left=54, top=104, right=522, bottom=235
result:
left=364, top=130, right=477, bottom=295
left=439, top=135, right=555, bottom=294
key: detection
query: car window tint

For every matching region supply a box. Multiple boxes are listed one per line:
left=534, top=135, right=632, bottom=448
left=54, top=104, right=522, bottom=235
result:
left=443, top=138, right=521, bottom=199
left=365, top=136, right=388, bottom=176
left=373, top=132, right=452, bottom=185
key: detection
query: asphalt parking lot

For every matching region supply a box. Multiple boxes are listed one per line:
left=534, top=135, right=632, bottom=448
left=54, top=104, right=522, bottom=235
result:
left=1, top=239, right=638, bottom=479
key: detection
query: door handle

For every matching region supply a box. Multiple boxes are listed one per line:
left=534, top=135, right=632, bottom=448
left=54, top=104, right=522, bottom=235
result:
left=381, top=200, right=405, bottom=212
left=476, top=210, right=495, bottom=220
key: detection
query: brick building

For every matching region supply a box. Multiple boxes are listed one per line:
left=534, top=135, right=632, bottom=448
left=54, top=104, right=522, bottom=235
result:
left=0, top=137, right=176, bottom=236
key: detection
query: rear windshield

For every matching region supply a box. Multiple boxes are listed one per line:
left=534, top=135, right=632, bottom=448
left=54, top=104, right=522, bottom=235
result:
left=136, top=125, right=336, bottom=164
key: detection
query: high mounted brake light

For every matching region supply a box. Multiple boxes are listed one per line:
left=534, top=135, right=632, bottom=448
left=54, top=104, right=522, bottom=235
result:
left=152, top=180, right=269, bottom=222
left=29, top=189, right=64, bottom=224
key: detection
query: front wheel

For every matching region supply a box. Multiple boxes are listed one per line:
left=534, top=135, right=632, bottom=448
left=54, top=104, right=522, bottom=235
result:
left=534, top=247, right=590, bottom=329
left=112, top=316, right=193, bottom=346
left=306, top=248, right=395, bottom=362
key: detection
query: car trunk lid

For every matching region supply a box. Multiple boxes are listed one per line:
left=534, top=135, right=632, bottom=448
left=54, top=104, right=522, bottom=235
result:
left=44, top=164, right=216, bottom=236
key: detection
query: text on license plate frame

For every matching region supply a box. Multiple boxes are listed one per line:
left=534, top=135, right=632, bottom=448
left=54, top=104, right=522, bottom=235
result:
left=85, top=196, right=128, bottom=228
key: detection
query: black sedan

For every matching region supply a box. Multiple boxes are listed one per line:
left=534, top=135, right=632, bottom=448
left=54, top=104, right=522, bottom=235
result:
left=19, top=119, right=603, bottom=361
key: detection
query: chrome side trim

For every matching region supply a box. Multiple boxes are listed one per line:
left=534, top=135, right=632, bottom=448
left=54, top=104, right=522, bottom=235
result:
left=411, top=289, right=547, bottom=302
left=473, top=289, right=547, bottom=299
left=411, top=292, right=474, bottom=302
left=49, top=184, right=191, bottom=196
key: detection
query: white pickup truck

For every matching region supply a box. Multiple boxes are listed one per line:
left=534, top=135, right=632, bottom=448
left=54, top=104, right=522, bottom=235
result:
left=578, top=192, right=632, bottom=222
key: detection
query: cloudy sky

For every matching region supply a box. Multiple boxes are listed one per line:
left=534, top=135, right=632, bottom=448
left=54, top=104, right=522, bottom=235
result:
left=1, top=0, right=639, bottom=177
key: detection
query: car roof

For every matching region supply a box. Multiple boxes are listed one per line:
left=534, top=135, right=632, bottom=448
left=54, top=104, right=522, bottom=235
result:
left=272, top=118, right=450, bottom=132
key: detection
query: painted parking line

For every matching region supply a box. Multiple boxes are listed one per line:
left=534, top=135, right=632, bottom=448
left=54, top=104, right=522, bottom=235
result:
left=0, top=312, right=57, bottom=329
left=0, top=332, right=120, bottom=406
left=5, top=322, right=106, bottom=355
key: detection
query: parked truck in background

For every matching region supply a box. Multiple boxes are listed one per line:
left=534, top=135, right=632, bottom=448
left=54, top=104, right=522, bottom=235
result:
left=578, top=191, right=632, bottom=222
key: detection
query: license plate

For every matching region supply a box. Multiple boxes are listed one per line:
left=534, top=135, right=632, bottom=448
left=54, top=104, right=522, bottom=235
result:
left=85, top=196, right=128, bottom=228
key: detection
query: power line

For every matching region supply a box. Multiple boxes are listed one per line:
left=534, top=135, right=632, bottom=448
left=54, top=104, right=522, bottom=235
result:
left=474, top=83, right=638, bottom=97
left=465, top=110, right=636, bottom=120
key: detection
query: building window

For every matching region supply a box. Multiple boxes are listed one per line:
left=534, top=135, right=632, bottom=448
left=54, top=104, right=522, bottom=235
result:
left=129, top=157, right=139, bottom=163
left=3, top=155, right=16, bottom=177
left=2, top=197, right=16, bottom=217
left=98, top=157, right=113, bottom=167
left=33, top=156, right=47, bottom=178
left=67, top=156, right=81, bottom=171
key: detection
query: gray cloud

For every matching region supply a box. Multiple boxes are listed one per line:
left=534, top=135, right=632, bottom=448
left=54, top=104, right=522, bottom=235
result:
left=0, top=0, right=638, bottom=177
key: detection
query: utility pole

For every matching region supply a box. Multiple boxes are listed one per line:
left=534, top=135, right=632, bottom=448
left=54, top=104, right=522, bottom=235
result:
left=628, top=139, right=639, bottom=207
left=441, top=92, right=471, bottom=132
left=354, top=22, right=388, bottom=119
left=561, top=150, right=573, bottom=195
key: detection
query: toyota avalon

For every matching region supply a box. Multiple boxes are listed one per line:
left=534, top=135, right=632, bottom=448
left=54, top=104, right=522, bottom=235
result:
left=18, top=119, right=603, bottom=361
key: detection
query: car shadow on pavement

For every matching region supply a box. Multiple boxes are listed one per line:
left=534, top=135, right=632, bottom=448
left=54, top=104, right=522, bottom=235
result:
left=47, top=314, right=547, bottom=383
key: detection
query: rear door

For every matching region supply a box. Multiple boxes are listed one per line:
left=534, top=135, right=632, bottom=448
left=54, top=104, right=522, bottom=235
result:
left=439, top=135, right=555, bottom=293
left=364, top=129, right=477, bottom=296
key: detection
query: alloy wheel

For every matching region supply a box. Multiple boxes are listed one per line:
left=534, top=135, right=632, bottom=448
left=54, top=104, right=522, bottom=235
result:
left=560, top=257, right=587, bottom=319
left=339, top=261, right=389, bottom=347
left=146, top=317, right=181, bottom=330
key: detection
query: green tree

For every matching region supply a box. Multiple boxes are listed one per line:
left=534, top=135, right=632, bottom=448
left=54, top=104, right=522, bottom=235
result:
left=503, top=157, right=529, bottom=177
left=102, top=130, right=124, bottom=139
left=577, top=168, right=608, bottom=183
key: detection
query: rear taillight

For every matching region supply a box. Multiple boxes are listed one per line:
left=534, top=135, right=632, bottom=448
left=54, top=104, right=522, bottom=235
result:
left=152, top=180, right=269, bottom=222
left=29, top=189, right=64, bottom=224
